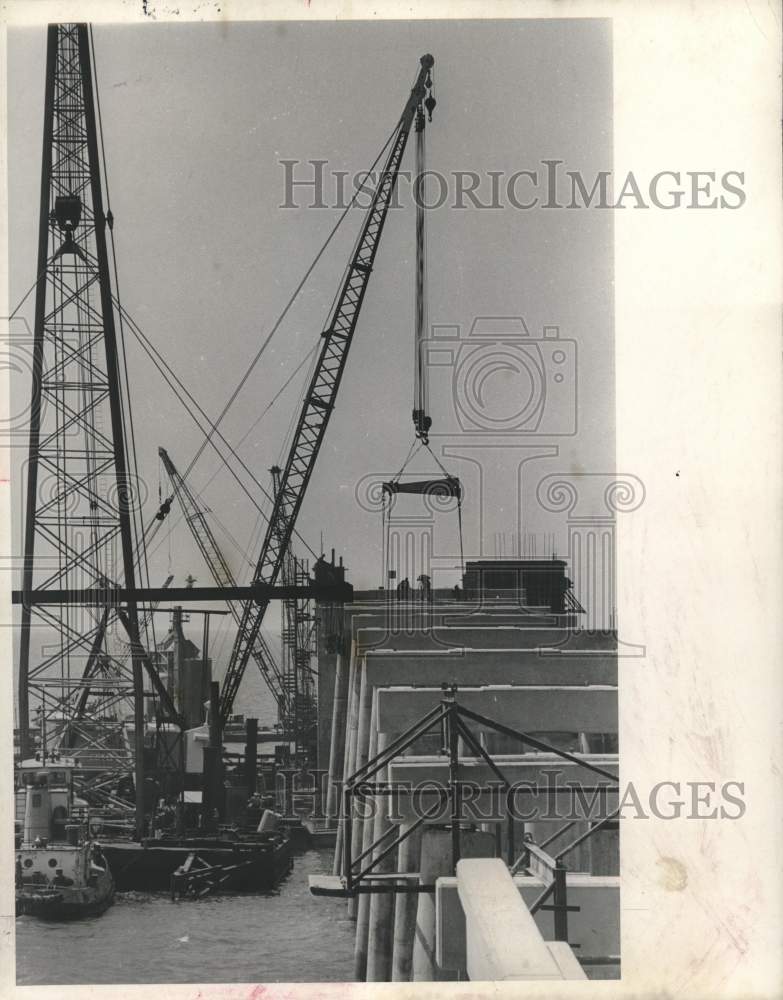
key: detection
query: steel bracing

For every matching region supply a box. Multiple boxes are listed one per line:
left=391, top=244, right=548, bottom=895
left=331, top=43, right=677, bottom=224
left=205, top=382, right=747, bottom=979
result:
left=314, top=688, right=619, bottom=941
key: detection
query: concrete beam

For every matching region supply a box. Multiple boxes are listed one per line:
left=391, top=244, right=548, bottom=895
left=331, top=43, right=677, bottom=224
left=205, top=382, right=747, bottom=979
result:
left=436, top=873, right=620, bottom=973
left=375, top=685, right=618, bottom=736
left=385, top=753, right=618, bottom=824
left=347, top=610, right=580, bottom=634
left=456, top=858, right=569, bottom=981
left=364, top=649, right=617, bottom=689
left=545, top=942, right=589, bottom=980
left=356, top=626, right=617, bottom=653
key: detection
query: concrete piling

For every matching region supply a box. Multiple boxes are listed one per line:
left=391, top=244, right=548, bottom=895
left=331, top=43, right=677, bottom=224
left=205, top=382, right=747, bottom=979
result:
left=391, top=821, right=423, bottom=982
left=333, top=644, right=358, bottom=877
left=347, top=664, right=372, bottom=920
left=325, top=651, right=348, bottom=823
left=365, top=733, right=395, bottom=982
left=352, top=700, right=377, bottom=975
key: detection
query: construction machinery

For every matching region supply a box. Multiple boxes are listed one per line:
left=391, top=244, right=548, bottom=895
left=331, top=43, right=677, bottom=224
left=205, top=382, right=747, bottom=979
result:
left=217, top=54, right=437, bottom=728
left=159, top=447, right=319, bottom=764
left=15, top=24, right=183, bottom=835
left=15, top=26, right=434, bottom=834
left=271, top=465, right=318, bottom=765
left=158, top=447, right=287, bottom=717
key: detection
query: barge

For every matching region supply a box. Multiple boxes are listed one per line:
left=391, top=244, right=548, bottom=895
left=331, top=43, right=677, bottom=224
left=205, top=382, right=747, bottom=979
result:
left=102, top=831, right=292, bottom=892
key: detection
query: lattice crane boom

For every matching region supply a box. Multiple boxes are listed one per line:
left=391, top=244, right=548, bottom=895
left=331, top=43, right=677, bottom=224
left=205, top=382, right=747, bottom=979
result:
left=158, top=447, right=289, bottom=717
left=218, top=54, right=436, bottom=726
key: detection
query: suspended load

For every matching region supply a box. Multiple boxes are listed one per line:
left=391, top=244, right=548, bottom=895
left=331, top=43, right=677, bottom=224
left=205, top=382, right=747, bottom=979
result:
left=381, top=476, right=461, bottom=499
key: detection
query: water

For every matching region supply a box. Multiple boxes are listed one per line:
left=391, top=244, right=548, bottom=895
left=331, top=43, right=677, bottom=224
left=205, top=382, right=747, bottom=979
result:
left=15, top=847, right=355, bottom=985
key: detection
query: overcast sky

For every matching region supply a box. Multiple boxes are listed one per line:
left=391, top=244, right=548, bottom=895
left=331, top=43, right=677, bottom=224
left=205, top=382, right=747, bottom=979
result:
left=8, top=18, right=613, bottom=698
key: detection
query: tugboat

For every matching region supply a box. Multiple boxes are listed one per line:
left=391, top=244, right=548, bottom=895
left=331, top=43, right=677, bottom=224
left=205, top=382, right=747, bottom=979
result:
left=15, top=756, right=115, bottom=920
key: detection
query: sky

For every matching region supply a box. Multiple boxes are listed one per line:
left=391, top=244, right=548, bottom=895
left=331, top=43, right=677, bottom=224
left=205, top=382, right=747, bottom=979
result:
left=8, top=18, right=613, bottom=699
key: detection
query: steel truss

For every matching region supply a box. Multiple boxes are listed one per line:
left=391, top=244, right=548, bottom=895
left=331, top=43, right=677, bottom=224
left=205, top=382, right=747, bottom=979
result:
left=316, top=688, right=619, bottom=947
left=16, top=24, right=177, bottom=832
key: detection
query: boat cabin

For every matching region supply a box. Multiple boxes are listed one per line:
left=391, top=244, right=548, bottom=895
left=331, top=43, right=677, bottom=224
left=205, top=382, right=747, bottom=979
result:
left=15, top=757, right=98, bottom=888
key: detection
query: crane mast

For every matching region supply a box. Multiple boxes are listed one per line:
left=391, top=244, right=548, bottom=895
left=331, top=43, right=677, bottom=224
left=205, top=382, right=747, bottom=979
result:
left=158, top=447, right=289, bottom=719
left=218, top=54, right=436, bottom=726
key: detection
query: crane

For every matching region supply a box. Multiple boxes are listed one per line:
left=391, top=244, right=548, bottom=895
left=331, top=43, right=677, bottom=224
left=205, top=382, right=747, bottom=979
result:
left=218, top=54, right=436, bottom=727
left=271, top=465, right=318, bottom=765
left=158, top=447, right=289, bottom=722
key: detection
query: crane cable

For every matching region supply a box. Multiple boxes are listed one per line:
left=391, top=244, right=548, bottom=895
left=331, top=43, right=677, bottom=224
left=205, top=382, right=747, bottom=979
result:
left=383, top=73, right=465, bottom=588
left=412, top=106, right=430, bottom=443
left=114, top=300, right=320, bottom=564
left=111, top=110, right=408, bottom=563
left=181, top=114, right=405, bottom=484
left=90, top=25, right=158, bottom=656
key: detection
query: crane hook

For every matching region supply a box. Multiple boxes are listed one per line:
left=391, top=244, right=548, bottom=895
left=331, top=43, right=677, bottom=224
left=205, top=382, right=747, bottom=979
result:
left=424, top=94, right=437, bottom=122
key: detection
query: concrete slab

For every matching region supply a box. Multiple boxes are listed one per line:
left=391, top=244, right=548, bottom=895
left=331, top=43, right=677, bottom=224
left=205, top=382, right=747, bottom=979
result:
left=375, top=685, right=618, bottom=736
